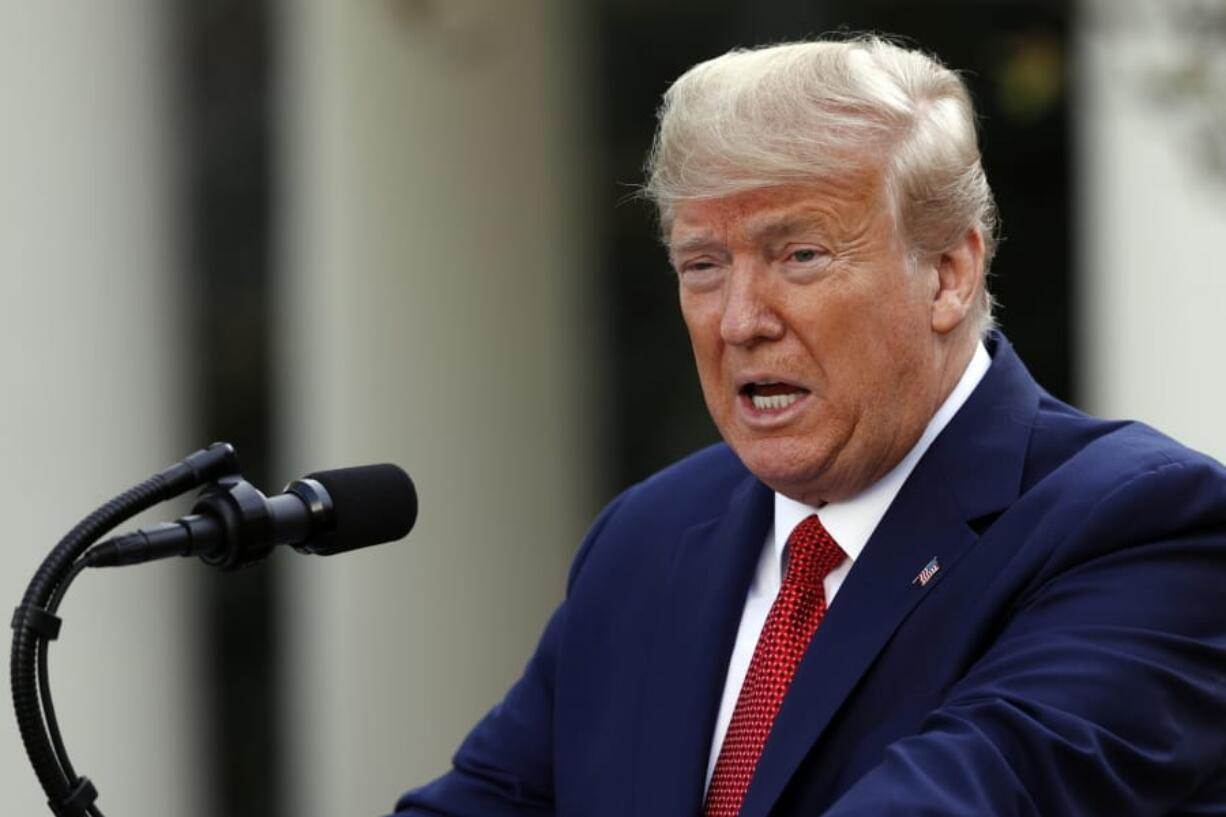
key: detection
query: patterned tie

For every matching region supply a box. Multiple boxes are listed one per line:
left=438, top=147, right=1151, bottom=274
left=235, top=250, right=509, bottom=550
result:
left=704, top=514, right=846, bottom=817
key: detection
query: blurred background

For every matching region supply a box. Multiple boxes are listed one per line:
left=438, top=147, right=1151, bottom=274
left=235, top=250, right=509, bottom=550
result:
left=2, top=1, right=1223, bottom=815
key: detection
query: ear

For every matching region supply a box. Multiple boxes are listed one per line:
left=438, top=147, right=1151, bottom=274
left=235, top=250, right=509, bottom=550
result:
left=930, top=227, right=985, bottom=335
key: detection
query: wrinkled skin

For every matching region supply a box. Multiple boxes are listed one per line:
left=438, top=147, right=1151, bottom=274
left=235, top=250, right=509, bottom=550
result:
left=669, top=172, right=984, bottom=505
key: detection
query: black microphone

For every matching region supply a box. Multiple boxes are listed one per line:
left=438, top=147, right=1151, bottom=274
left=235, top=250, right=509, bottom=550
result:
left=84, top=463, right=417, bottom=570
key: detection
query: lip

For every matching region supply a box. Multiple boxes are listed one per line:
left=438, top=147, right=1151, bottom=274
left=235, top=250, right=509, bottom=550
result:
left=734, top=374, right=810, bottom=393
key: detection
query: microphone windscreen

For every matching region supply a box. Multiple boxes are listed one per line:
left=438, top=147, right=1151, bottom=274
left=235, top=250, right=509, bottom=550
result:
left=305, top=463, right=417, bottom=553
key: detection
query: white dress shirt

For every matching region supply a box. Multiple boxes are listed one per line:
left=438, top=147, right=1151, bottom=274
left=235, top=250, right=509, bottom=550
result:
left=703, top=342, right=992, bottom=788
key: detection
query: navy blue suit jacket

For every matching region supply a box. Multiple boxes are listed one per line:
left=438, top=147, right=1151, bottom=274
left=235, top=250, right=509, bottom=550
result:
left=393, top=334, right=1226, bottom=816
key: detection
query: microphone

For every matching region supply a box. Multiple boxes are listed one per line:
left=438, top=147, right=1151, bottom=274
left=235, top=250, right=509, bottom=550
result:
left=84, top=463, right=417, bottom=570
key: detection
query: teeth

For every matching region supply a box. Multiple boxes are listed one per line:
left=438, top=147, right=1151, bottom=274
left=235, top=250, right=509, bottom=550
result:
left=751, top=392, right=801, bottom=411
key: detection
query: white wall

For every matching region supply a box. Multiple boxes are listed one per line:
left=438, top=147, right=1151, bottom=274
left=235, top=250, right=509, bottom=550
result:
left=276, top=2, right=598, bottom=815
left=1078, top=0, right=1226, bottom=461
left=0, top=4, right=203, bottom=817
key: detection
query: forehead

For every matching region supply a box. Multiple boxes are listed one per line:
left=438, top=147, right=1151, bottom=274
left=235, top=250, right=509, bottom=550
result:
left=667, top=173, right=888, bottom=250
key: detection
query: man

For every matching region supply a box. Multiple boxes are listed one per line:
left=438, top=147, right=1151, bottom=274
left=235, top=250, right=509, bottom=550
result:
left=392, top=37, right=1226, bottom=816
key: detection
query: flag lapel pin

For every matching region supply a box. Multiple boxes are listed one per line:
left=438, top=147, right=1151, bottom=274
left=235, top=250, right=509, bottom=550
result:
left=912, top=556, right=940, bottom=588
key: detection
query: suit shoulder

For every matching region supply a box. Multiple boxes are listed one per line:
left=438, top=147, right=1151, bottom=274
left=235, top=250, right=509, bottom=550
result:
left=1013, top=398, right=1226, bottom=564
left=609, top=443, right=752, bottom=534
left=1026, top=393, right=1226, bottom=493
left=633, top=442, right=750, bottom=503
left=566, top=443, right=754, bottom=589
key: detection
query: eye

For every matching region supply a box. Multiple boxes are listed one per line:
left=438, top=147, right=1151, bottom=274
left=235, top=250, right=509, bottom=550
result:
left=676, top=258, right=725, bottom=292
left=787, top=247, right=825, bottom=264
left=777, top=244, right=832, bottom=281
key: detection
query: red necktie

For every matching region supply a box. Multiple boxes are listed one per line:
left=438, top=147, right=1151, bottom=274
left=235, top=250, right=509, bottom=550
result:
left=704, top=514, right=846, bottom=817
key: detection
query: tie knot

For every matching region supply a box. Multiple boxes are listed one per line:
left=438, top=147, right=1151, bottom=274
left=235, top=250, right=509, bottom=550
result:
left=784, top=514, right=845, bottom=587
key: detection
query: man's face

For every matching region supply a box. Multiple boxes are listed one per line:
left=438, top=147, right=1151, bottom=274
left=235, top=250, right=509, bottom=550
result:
left=669, top=172, right=955, bottom=504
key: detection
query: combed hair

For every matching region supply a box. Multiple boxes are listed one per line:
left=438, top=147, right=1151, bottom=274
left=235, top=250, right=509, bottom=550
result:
left=644, top=36, right=999, bottom=328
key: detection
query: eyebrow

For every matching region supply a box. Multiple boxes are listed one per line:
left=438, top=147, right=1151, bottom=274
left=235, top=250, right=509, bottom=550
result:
left=747, top=214, right=829, bottom=244
left=669, top=214, right=829, bottom=258
left=668, top=235, right=726, bottom=259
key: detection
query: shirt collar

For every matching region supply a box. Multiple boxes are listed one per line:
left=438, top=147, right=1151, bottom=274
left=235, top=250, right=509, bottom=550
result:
left=773, top=341, right=992, bottom=566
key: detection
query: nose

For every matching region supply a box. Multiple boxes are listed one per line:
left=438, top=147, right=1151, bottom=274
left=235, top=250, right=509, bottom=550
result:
left=719, top=263, right=784, bottom=346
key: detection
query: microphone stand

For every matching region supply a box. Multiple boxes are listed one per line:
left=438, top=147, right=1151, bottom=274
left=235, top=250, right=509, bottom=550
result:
left=9, top=443, right=240, bottom=817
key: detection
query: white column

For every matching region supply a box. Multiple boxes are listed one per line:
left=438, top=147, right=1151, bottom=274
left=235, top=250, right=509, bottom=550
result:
left=1077, top=0, right=1226, bottom=461
left=0, top=4, right=203, bottom=817
left=276, top=2, right=598, bottom=815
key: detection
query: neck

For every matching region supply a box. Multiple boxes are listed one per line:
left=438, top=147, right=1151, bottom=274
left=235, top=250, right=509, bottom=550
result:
left=934, top=330, right=979, bottom=409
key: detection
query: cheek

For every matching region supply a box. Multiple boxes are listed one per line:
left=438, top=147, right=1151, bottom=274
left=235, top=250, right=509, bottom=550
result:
left=789, top=293, right=907, bottom=406
left=680, top=306, right=734, bottom=416
left=680, top=299, right=722, bottom=361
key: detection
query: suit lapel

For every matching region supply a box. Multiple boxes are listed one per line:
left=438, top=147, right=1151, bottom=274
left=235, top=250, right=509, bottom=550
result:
left=738, top=333, right=1041, bottom=817
left=633, top=474, right=773, bottom=816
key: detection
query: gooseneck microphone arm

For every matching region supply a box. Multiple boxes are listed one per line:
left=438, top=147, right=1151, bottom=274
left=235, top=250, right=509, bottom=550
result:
left=9, top=444, right=417, bottom=817
left=10, top=442, right=240, bottom=817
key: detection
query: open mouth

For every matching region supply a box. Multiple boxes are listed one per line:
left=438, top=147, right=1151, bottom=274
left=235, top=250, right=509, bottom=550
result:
left=741, top=381, right=810, bottom=411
